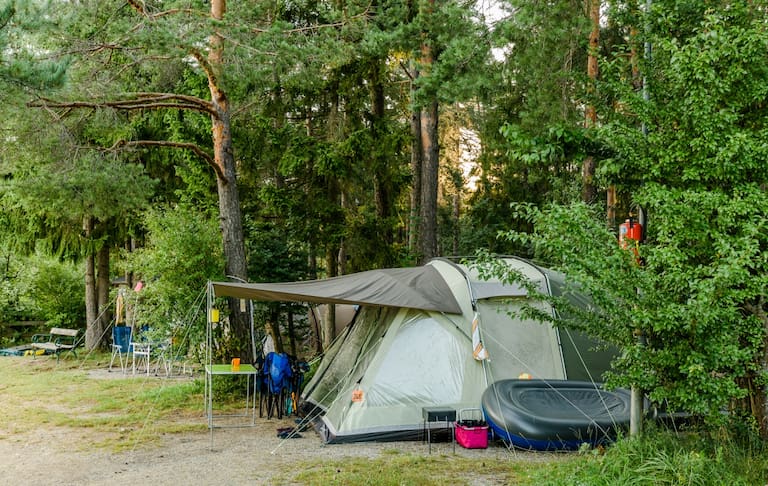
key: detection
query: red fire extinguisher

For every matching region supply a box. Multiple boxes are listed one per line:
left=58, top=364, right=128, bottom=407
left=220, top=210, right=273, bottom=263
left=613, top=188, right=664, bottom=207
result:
left=619, top=218, right=643, bottom=249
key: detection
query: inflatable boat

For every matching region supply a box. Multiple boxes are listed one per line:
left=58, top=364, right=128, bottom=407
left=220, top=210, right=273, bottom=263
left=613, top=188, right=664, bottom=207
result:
left=481, top=379, right=631, bottom=450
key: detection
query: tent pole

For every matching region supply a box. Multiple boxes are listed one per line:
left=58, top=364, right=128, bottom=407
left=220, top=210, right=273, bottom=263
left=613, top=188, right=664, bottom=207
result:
left=206, top=281, right=213, bottom=367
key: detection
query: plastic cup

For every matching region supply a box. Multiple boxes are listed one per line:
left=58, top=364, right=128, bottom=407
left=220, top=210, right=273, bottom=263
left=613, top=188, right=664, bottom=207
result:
left=231, top=358, right=240, bottom=371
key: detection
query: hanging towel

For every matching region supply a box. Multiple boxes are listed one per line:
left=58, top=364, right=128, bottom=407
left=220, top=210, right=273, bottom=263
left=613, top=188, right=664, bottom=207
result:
left=472, top=313, right=489, bottom=360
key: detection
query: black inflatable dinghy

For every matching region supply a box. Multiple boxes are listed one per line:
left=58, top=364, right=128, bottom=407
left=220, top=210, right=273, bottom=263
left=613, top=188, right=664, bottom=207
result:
left=481, top=379, right=631, bottom=450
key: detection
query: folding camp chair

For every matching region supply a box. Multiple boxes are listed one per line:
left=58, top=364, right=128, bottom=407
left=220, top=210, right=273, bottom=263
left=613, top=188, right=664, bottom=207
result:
left=109, top=326, right=132, bottom=373
left=131, top=341, right=152, bottom=375
left=261, top=352, right=292, bottom=419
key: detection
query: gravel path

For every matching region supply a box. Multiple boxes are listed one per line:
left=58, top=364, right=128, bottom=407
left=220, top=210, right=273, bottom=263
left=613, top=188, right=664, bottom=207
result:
left=1, top=418, right=554, bottom=485
left=0, top=369, right=559, bottom=485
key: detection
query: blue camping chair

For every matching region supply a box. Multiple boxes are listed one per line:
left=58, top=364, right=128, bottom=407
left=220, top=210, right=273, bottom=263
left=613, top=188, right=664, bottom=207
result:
left=109, top=326, right=132, bottom=373
left=261, top=352, right=292, bottom=419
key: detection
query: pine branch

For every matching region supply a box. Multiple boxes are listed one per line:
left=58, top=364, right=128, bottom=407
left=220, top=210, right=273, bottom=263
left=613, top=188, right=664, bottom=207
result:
left=125, top=0, right=211, bottom=20
left=249, top=4, right=374, bottom=34
left=189, top=47, right=219, bottom=94
left=109, top=140, right=222, bottom=179
left=125, top=0, right=148, bottom=16
left=28, top=93, right=216, bottom=116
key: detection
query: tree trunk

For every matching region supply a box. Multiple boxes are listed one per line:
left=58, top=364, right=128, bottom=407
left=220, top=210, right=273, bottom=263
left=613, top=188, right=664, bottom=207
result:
left=338, top=192, right=348, bottom=275
left=310, top=306, right=323, bottom=356
left=744, top=297, right=768, bottom=438
left=94, top=243, right=110, bottom=350
left=607, top=185, right=617, bottom=229
left=83, top=217, right=99, bottom=350
left=419, top=98, right=439, bottom=263
left=370, top=62, right=394, bottom=251
left=409, top=68, right=422, bottom=257
left=417, top=0, right=439, bottom=264
left=322, top=248, right=338, bottom=350
left=582, top=0, right=600, bottom=204
left=370, top=63, right=388, bottom=219
left=286, top=309, right=297, bottom=357
left=124, top=237, right=136, bottom=327
left=209, top=0, right=250, bottom=361
left=452, top=192, right=460, bottom=256
left=308, top=243, right=317, bottom=280
left=266, top=306, right=283, bottom=354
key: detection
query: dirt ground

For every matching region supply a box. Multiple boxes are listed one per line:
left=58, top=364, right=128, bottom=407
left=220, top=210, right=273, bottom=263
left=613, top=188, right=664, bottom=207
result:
left=0, top=368, right=557, bottom=486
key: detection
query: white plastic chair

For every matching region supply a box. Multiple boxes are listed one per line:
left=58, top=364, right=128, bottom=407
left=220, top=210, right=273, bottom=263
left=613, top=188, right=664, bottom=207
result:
left=131, top=342, right=152, bottom=375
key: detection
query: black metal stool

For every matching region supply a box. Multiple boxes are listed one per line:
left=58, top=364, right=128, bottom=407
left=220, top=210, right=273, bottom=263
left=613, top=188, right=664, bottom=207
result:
left=422, top=406, right=456, bottom=453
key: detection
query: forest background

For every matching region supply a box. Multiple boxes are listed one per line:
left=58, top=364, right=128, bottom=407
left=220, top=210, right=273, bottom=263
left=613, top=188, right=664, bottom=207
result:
left=1, top=0, right=767, bottom=445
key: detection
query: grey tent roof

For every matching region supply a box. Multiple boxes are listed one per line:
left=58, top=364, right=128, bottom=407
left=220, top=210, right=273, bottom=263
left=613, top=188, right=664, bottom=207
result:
left=468, top=281, right=528, bottom=300
left=211, top=265, right=463, bottom=314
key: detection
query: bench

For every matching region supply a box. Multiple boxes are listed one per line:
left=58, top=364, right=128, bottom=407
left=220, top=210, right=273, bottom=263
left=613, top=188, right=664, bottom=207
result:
left=31, top=328, right=81, bottom=362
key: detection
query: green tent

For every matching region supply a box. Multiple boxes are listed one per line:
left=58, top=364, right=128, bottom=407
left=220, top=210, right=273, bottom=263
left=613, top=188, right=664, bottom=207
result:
left=212, top=257, right=616, bottom=443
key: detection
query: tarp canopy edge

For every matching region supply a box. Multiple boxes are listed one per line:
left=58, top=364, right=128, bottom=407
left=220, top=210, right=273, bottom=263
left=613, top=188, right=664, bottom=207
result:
left=211, top=266, right=463, bottom=314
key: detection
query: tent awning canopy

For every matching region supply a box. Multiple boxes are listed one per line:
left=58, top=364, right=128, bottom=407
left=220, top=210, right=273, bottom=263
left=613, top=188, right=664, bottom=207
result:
left=211, top=265, right=463, bottom=314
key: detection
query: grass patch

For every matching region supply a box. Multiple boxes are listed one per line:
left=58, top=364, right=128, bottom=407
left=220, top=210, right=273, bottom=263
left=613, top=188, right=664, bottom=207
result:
left=3, top=355, right=766, bottom=484
left=0, top=354, right=211, bottom=451
left=291, top=451, right=535, bottom=485
left=528, top=428, right=768, bottom=485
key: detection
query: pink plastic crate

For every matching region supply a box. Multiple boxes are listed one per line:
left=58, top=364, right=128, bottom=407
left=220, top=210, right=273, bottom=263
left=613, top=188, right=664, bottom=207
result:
left=455, top=408, right=488, bottom=449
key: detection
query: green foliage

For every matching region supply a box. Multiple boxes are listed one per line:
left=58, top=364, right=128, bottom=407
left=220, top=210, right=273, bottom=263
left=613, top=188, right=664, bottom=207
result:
left=0, top=0, right=68, bottom=93
left=1, top=94, right=158, bottom=260
left=409, top=0, right=493, bottom=107
left=246, top=221, right=309, bottom=283
left=462, top=123, right=586, bottom=257
left=491, top=0, right=588, bottom=130
left=597, top=1, right=768, bottom=191
left=11, top=153, right=154, bottom=224
left=27, top=254, right=84, bottom=328
left=125, top=204, right=223, bottom=360
left=490, top=194, right=766, bottom=425
left=0, top=251, right=82, bottom=344
left=485, top=1, right=768, bottom=431
left=0, top=253, right=37, bottom=339
left=529, top=428, right=768, bottom=486
left=463, top=0, right=592, bottom=254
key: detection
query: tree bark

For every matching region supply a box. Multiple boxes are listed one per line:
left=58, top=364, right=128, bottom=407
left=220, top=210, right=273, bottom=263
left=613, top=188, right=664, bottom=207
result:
left=338, top=192, right=348, bottom=275
left=416, top=0, right=439, bottom=264
left=83, top=217, right=99, bottom=350
left=322, top=248, right=338, bottom=350
left=409, top=100, right=422, bottom=257
left=266, top=306, right=283, bottom=354
left=209, top=0, right=251, bottom=361
left=286, top=309, right=297, bottom=357
left=582, top=0, right=600, bottom=204
left=94, top=243, right=110, bottom=350
left=607, top=185, right=617, bottom=229
left=370, top=62, right=394, bottom=249
left=452, top=192, right=460, bottom=256
left=419, top=98, right=439, bottom=263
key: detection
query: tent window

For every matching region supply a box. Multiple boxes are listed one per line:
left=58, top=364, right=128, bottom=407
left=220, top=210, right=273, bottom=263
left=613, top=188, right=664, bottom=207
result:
left=478, top=300, right=566, bottom=380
